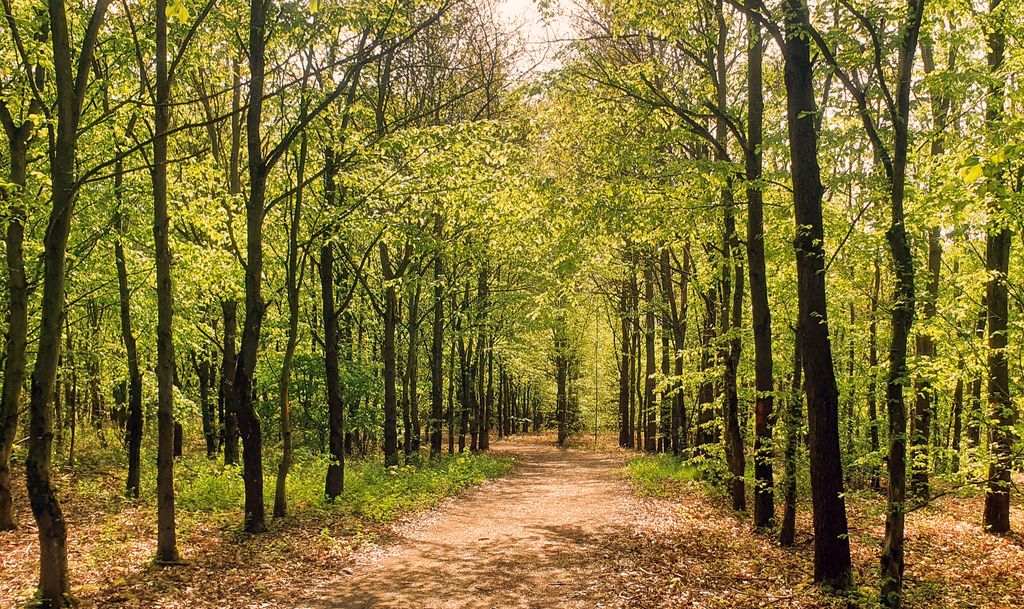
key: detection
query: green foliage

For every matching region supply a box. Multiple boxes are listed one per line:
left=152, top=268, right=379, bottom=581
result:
left=171, top=448, right=514, bottom=521
left=626, top=454, right=698, bottom=497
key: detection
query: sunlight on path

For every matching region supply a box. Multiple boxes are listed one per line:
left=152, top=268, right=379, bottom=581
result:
left=306, top=437, right=631, bottom=608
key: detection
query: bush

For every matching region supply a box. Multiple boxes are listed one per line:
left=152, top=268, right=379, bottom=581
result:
left=627, top=454, right=699, bottom=497
left=172, top=448, right=515, bottom=523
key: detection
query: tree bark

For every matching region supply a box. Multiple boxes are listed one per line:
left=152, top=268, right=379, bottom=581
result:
left=273, top=127, right=307, bottom=518
left=643, top=257, right=656, bottom=452
left=0, top=89, right=38, bottom=530
left=982, top=0, right=1013, bottom=534
left=780, top=0, right=852, bottom=586
left=323, top=242, right=345, bottom=499
left=868, top=257, right=882, bottom=490
left=745, top=0, right=774, bottom=530
left=115, top=198, right=145, bottom=494
left=153, top=0, right=179, bottom=559
left=780, top=337, right=802, bottom=546
left=26, top=0, right=111, bottom=601
left=430, top=224, right=445, bottom=455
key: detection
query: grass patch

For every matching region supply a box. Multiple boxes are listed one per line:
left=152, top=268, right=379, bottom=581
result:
left=172, top=449, right=515, bottom=523
left=626, top=454, right=699, bottom=497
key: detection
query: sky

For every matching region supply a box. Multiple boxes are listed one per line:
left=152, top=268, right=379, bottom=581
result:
left=495, top=0, right=577, bottom=74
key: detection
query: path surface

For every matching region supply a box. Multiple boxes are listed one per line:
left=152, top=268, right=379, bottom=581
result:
left=317, top=439, right=633, bottom=608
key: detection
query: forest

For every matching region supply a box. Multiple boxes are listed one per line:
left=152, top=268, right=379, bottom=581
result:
left=0, top=0, right=1022, bottom=607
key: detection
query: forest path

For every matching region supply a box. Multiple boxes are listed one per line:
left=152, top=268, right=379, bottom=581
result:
left=313, top=437, right=632, bottom=608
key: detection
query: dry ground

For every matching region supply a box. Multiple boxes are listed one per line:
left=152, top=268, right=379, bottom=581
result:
left=3, top=435, right=1024, bottom=608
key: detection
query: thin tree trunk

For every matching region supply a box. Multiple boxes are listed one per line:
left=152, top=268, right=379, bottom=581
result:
left=323, top=242, right=345, bottom=499
left=430, top=226, right=444, bottom=455
left=868, top=257, right=882, bottom=490
left=381, top=243, right=401, bottom=467
left=880, top=3, right=924, bottom=603
left=221, top=299, right=239, bottom=464
left=745, top=0, right=774, bottom=529
left=153, top=0, right=178, bottom=558
left=115, top=200, right=145, bottom=495
left=618, top=278, right=632, bottom=447
left=643, top=257, right=656, bottom=452
left=0, top=86, right=38, bottom=530
left=273, top=129, right=306, bottom=518
left=406, top=282, right=422, bottom=459
left=26, top=0, right=111, bottom=602
left=780, top=337, right=802, bottom=546
left=448, top=339, right=456, bottom=455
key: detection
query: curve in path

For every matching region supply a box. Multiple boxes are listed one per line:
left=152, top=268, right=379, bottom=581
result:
left=313, top=439, right=632, bottom=608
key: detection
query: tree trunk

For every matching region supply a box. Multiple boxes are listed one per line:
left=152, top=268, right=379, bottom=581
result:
left=26, top=0, right=111, bottom=601
left=406, top=282, right=422, bottom=459
left=910, top=227, right=940, bottom=499
left=982, top=0, right=1013, bottom=534
left=721, top=188, right=746, bottom=512
left=745, top=1, right=774, bottom=530
left=880, top=3, right=924, bottom=604
left=221, top=299, right=239, bottom=464
left=430, top=231, right=445, bottom=455
left=448, top=339, right=456, bottom=455
left=273, top=128, right=306, bottom=518
left=643, top=257, right=656, bottom=452
left=780, top=337, right=802, bottom=546
left=234, top=0, right=272, bottom=532
left=115, top=198, right=146, bottom=495
left=696, top=286, right=717, bottom=449
left=0, top=95, right=36, bottom=530
left=780, top=0, right=852, bottom=586
left=153, top=0, right=179, bottom=559
left=381, top=243, right=401, bottom=467
left=196, top=352, right=217, bottom=458
left=322, top=242, right=345, bottom=499
left=868, top=257, right=882, bottom=490
left=618, top=278, right=632, bottom=448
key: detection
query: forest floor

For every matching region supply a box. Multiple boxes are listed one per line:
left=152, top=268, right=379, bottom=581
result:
left=313, top=435, right=1024, bottom=609
left=4, top=435, right=1024, bottom=608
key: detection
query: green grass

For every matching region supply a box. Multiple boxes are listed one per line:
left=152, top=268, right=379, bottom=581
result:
left=172, top=449, right=515, bottom=522
left=626, top=454, right=699, bottom=497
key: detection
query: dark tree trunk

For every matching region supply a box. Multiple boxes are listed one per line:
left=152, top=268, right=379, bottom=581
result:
left=26, top=1, right=111, bottom=602
left=982, top=0, right=1013, bottom=534
left=195, top=352, right=217, bottom=459
left=780, top=0, right=852, bottom=586
left=618, top=278, right=632, bottom=448
left=477, top=267, right=489, bottom=451
left=555, top=322, right=569, bottom=447
left=322, top=243, right=345, bottom=499
left=721, top=188, right=746, bottom=512
left=643, top=258, right=656, bottom=452
left=153, top=0, right=178, bottom=558
left=951, top=357, right=964, bottom=473
left=868, top=258, right=882, bottom=490
left=745, top=2, right=774, bottom=530
left=273, top=127, right=307, bottom=518
left=0, top=99, right=35, bottom=530
left=780, top=337, right=802, bottom=547
left=696, top=285, right=718, bottom=449
left=484, top=339, right=494, bottom=449
left=880, top=3, right=924, bottom=604
left=448, top=339, right=456, bottom=455
left=430, top=229, right=444, bottom=455
left=910, top=227, right=940, bottom=499
left=221, top=299, right=239, bottom=464
left=65, top=324, right=77, bottom=469
left=406, top=282, right=422, bottom=458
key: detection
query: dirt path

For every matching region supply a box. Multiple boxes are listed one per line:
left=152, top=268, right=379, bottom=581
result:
left=310, top=438, right=633, bottom=608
